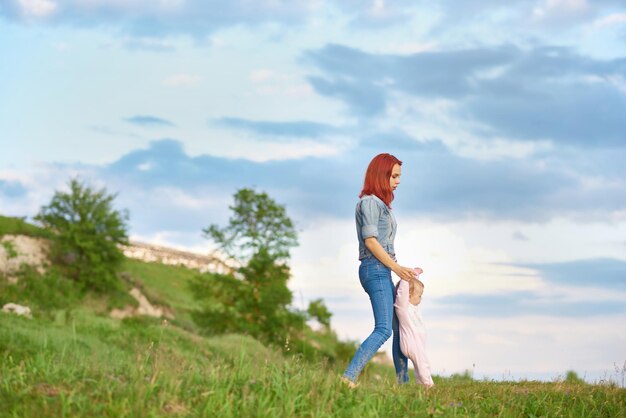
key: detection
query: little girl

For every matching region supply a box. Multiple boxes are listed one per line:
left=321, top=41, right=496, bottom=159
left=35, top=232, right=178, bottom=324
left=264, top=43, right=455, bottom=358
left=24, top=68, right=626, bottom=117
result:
left=394, top=268, right=435, bottom=387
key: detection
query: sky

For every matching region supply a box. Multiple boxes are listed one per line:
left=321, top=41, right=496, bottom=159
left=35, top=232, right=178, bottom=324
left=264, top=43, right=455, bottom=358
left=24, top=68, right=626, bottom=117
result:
left=1, top=0, right=626, bottom=384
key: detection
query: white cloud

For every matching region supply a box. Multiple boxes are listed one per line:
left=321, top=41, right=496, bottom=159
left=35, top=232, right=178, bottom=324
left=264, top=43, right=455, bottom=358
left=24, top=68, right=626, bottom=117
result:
left=0, top=164, right=100, bottom=218
left=18, top=0, right=57, bottom=18
left=427, top=314, right=626, bottom=381
left=162, top=73, right=203, bottom=87
left=375, top=41, right=437, bottom=55
left=137, top=162, right=152, bottom=171
left=247, top=69, right=315, bottom=98
left=152, top=187, right=228, bottom=210
left=591, top=13, right=626, bottom=28
left=532, top=0, right=591, bottom=22
left=194, top=132, right=346, bottom=162
left=289, top=215, right=626, bottom=382
left=249, top=69, right=275, bottom=83
left=370, top=0, right=386, bottom=17
left=52, top=42, right=70, bottom=51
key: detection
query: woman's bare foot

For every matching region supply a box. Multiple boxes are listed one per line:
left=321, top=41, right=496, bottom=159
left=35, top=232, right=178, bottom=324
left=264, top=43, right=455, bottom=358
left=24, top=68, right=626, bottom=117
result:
left=340, top=376, right=359, bottom=389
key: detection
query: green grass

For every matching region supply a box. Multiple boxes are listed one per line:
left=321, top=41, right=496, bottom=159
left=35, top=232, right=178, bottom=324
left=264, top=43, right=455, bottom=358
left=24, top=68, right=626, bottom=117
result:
left=0, top=215, right=47, bottom=238
left=119, top=259, right=200, bottom=328
left=1, top=312, right=624, bottom=417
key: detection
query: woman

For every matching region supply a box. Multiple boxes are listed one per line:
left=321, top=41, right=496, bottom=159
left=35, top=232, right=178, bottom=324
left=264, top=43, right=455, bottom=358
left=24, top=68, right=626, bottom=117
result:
left=342, top=153, right=418, bottom=387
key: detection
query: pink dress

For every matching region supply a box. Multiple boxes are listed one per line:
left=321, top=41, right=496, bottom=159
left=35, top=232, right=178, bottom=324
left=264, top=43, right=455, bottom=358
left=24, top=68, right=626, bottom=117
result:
left=394, top=280, right=434, bottom=387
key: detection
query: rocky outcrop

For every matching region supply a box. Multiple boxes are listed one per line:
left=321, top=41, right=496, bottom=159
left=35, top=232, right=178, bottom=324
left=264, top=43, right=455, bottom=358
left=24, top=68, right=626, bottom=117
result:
left=0, top=235, right=49, bottom=283
left=0, top=234, right=223, bottom=321
left=121, top=241, right=235, bottom=274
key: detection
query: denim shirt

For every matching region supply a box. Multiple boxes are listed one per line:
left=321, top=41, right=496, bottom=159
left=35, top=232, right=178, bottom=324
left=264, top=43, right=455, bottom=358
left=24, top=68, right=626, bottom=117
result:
left=355, top=194, right=397, bottom=260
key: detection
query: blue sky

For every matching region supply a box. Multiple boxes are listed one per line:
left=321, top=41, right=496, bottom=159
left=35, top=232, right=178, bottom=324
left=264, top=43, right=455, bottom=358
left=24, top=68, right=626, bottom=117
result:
left=1, top=0, right=625, bottom=384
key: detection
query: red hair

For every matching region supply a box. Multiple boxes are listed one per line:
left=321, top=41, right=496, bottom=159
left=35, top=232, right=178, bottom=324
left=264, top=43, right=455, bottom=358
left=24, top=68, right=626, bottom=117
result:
left=359, top=153, right=402, bottom=207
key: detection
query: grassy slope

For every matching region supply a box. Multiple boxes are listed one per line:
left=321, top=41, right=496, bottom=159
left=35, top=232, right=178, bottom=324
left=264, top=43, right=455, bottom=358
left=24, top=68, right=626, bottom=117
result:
left=0, top=215, right=47, bottom=237
left=2, top=215, right=625, bottom=416
left=2, top=312, right=624, bottom=417
left=120, top=259, right=200, bottom=330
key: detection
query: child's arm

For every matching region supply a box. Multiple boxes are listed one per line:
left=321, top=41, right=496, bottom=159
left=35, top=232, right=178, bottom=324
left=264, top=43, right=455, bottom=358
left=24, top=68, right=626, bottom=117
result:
left=395, top=280, right=410, bottom=310
left=394, top=281, right=413, bottom=332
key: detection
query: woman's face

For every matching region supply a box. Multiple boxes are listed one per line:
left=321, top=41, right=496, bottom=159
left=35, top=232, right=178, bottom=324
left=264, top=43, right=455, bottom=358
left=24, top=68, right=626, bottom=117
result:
left=389, top=164, right=401, bottom=191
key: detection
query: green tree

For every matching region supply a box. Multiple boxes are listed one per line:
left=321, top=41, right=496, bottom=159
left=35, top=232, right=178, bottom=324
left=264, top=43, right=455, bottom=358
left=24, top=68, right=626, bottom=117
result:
left=191, top=188, right=304, bottom=346
left=307, top=298, right=332, bottom=329
left=202, top=188, right=298, bottom=263
left=35, top=178, right=129, bottom=292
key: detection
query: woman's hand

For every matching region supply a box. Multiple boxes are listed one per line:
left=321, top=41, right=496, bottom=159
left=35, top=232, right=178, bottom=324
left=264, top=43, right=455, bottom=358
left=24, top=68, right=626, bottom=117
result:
left=394, top=265, right=417, bottom=282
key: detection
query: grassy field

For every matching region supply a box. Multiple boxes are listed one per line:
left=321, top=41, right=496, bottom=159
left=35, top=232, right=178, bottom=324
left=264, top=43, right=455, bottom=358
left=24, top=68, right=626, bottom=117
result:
left=1, top=215, right=625, bottom=416
left=2, top=311, right=625, bottom=417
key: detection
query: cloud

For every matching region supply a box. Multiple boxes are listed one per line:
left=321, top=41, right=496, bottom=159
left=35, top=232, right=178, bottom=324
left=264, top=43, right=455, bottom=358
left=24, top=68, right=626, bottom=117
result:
left=512, top=231, right=529, bottom=241
left=122, top=37, right=177, bottom=52
left=517, top=258, right=626, bottom=291
left=591, top=13, right=626, bottom=29
left=0, top=179, right=28, bottom=198
left=304, top=43, right=626, bottom=147
left=339, top=0, right=416, bottom=29
left=95, top=136, right=626, bottom=230
left=532, top=0, right=592, bottom=24
left=213, top=117, right=337, bottom=139
left=125, top=115, right=175, bottom=128
left=432, top=289, right=626, bottom=317
left=7, top=134, right=622, bottom=242
left=12, top=0, right=57, bottom=18
left=307, top=76, right=387, bottom=117
left=425, top=0, right=626, bottom=35
left=162, top=73, right=202, bottom=87
left=359, top=130, right=449, bottom=152
left=0, top=0, right=318, bottom=38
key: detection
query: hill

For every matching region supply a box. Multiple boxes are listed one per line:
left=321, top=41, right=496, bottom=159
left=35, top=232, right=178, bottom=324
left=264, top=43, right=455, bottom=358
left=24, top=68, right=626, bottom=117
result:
left=1, top=215, right=625, bottom=416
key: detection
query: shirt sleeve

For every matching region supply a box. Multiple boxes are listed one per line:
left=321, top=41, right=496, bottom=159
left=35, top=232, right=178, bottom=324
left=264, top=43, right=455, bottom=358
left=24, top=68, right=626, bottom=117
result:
left=394, top=280, right=410, bottom=311
left=359, top=198, right=382, bottom=240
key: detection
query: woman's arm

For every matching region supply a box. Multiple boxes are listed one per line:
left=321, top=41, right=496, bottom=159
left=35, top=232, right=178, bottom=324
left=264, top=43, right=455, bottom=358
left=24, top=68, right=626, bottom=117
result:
left=364, top=237, right=416, bottom=282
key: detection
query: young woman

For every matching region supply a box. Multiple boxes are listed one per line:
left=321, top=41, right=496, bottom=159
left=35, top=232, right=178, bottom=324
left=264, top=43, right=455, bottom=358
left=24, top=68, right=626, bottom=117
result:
left=343, top=153, right=418, bottom=387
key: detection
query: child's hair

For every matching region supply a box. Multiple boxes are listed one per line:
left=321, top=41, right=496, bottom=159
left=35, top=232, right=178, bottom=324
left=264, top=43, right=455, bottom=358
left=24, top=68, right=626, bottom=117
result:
left=395, top=278, right=425, bottom=297
left=409, top=278, right=425, bottom=298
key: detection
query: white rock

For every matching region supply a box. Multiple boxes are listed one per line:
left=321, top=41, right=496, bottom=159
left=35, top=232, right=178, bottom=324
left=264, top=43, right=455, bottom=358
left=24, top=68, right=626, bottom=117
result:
left=109, top=287, right=171, bottom=319
left=110, top=305, right=135, bottom=320
left=2, top=303, right=32, bottom=318
left=0, top=235, right=49, bottom=278
left=130, top=287, right=163, bottom=318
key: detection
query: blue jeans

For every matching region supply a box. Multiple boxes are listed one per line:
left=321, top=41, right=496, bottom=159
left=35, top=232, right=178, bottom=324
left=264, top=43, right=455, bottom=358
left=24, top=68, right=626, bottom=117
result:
left=343, top=257, right=409, bottom=384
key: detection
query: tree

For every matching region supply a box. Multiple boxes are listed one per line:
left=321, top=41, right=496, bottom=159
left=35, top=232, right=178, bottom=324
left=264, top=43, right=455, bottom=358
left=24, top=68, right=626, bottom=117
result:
left=192, top=188, right=303, bottom=345
left=35, top=178, right=129, bottom=292
left=202, top=188, right=298, bottom=263
left=307, top=298, right=332, bottom=329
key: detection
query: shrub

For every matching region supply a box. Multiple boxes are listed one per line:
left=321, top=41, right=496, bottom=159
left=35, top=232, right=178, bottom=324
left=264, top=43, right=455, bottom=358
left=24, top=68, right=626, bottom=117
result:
left=34, top=178, right=129, bottom=293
